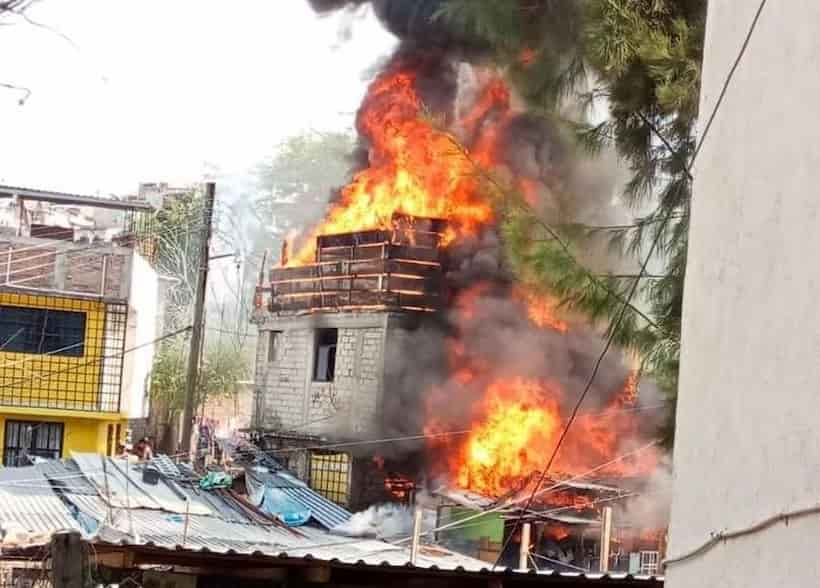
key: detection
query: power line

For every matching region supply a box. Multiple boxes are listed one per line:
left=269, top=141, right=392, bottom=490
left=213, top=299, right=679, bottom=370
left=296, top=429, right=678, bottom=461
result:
left=494, top=0, right=768, bottom=568
left=231, top=429, right=473, bottom=458
left=0, top=325, right=192, bottom=393
left=690, top=0, right=768, bottom=168
left=312, top=442, right=659, bottom=564
left=494, top=209, right=674, bottom=570
left=413, top=441, right=658, bottom=542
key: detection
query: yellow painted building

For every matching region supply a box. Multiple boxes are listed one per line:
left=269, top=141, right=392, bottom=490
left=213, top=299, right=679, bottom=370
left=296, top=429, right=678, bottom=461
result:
left=0, top=291, right=128, bottom=466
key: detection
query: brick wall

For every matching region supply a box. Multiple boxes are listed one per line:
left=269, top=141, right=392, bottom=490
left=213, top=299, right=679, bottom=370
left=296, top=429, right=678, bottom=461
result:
left=0, top=238, right=131, bottom=299
left=254, top=314, right=395, bottom=440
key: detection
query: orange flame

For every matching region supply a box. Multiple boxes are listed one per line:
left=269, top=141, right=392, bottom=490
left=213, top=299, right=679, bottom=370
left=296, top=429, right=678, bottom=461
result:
left=513, top=286, right=569, bottom=333
left=454, top=378, right=562, bottom=496
left=288, top=69, right=505, bottom=265
left=439, top=374, right=658, bottom=497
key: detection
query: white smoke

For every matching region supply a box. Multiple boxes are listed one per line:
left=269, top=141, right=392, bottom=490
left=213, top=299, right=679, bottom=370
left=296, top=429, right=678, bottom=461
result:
left=333, top=500, right=437, bottom=539
left=615, top=457, right=673, bottom=531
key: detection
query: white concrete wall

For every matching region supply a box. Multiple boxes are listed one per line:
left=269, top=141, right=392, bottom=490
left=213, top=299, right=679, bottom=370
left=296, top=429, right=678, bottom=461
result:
left=666, top=2, right=820, bottom=586
left=122, top=252, right=159, bottom=419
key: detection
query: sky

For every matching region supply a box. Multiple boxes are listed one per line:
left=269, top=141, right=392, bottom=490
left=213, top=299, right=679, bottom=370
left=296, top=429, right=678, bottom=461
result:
left=0, top=1, right=397, bottom=195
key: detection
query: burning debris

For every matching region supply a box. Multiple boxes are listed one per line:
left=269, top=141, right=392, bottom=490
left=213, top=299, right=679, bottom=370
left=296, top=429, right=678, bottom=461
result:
left=255, top=2, right=673, bottom=570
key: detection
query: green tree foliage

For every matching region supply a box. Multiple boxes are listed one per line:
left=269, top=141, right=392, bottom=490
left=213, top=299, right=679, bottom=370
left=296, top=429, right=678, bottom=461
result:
left=149, top=188, right=250, bottom=431
left=150, top=338, right=248, bottom=423
left=209, top=131, right=356, bottom=329
left=256, top=130, right=357, bottom=254
left=440, top=0, right=707, bottom=445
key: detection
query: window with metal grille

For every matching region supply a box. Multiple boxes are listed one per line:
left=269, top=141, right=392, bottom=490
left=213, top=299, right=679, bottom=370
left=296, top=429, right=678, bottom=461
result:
left=309, top=451, right=350, bottom=506
left=3, top=420, right=64, bottom=466
left=639, top=551, right=660, bottom=575
left=0, top=305, right=86, bottom=356
left=313, top=328, right=337, bottom=382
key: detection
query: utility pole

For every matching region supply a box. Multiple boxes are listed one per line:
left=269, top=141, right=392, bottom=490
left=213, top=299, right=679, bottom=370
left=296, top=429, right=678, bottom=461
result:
left=409, top=506, right=423, bottom=565
left=180, top=181, right=215, bottom=459
left=518, top=522, right=531, bottom=571
left=599, top=506, right=613, bottom=573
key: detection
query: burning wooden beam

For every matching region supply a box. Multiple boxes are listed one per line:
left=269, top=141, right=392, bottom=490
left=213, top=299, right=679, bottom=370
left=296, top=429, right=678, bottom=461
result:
left=268, top=214, right=448, bottom=314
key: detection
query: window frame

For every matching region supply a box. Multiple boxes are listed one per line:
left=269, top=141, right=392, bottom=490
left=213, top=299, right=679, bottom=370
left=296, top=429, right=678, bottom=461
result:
left=0, top=305, right=87, bottom=357
left=312, top=328, right=338, bottom=382
left=2, top=420, right=64, bottom=466
left=267, top=330, right=282, bottom=363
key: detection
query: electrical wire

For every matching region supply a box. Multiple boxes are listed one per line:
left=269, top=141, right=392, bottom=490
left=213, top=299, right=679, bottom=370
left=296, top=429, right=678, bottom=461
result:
left=664, top=503, right=820, bottom=566
left=232, top=429, right=473, bottom=457
left=394, top=441, right=659, bottom=546
left=487, top=0, right=770, bottom=556
left=492, top=207, right=670, bottom=569
left=0, top=325, right=191, bottom=393
left=662, top=0, right=771, bottom=567
left=689, top=0, right=768, bottom=168
left=328, top=443, right=659, bottom=564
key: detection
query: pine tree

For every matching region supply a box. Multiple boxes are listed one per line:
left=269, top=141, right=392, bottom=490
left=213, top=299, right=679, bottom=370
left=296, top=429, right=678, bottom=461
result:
left=439, top=0, right=706, bottom=446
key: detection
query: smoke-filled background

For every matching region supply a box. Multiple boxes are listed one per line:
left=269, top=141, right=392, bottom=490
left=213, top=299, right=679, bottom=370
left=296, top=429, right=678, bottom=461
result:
left=302, top=0, right=666, bottom=490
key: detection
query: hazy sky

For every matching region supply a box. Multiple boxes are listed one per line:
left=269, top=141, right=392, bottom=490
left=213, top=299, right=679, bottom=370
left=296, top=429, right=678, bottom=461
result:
left=0, top=1, right=397, bottom=195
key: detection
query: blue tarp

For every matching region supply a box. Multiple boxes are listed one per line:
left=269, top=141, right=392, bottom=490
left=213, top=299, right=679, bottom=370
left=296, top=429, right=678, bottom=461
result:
left=257, top=486, right=312, bottom=527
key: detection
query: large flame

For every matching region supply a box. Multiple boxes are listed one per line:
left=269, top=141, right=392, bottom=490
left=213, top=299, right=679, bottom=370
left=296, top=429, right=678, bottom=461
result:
left=288, top=68, right=505, bottom=265
left=428, top=285, right=659, bottom=498
left=455, top=378, right=562, bottom=496
left=438, top=373, right=657, bottom=498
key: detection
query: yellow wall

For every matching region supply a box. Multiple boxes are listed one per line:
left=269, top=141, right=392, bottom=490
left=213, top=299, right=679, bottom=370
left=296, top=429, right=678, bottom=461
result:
left=0, top=292, right=106, bottom=410
left=309, top=452, right=351, bottom=506
left=0, top=411, right=126, bottom=460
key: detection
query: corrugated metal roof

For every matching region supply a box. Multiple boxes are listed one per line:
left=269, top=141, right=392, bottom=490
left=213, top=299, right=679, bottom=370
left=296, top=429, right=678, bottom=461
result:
left=0, top=456, right=661, bottom=583
left=248, top=469, right=352, bottom=530
left=0, top=464, right=82, bottom=541
left=72, top=454, right=212, bottom=516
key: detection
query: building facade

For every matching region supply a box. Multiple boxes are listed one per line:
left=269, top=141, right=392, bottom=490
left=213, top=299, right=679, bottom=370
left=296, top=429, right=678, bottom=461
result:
left=252, top=218, right=444, bottom=507
left=0, top=185, right=158, bottom=466
left=666, top=3, right=820, bottom=587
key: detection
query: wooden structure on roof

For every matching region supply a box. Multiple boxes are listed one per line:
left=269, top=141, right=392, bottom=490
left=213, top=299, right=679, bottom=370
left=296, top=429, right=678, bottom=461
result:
left=268, top=215, right=448, bottom=313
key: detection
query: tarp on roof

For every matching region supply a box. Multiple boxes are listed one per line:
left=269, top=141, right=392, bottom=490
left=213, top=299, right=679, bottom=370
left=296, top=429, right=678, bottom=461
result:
left=246, top=468, right=351, bottom=530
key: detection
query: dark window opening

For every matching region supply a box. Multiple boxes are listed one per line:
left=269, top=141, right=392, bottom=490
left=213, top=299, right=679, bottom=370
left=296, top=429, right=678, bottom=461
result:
left=3, top=420, right=64, bottom=466
left=0, top=306, right=86, bottom=356
left=313, top=328, right=338, bottom=382
left=268, top=330, right=282, bottom=363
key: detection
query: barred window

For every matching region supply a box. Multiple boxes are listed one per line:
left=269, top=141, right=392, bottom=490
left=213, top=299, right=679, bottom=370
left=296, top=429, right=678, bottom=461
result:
left=309, top=451, right=350, bottom=506
left=0, top=306, right=86, bottom=356
left=3, top=420, right=64, bottom=466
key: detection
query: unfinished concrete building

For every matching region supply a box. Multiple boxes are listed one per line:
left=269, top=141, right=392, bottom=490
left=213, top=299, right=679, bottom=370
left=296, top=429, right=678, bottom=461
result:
left=251, top=216, right=445, bottom=508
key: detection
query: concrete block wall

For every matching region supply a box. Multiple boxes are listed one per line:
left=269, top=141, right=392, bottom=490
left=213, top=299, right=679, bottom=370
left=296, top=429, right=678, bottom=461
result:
left=254, top=313, right=399, bottom=440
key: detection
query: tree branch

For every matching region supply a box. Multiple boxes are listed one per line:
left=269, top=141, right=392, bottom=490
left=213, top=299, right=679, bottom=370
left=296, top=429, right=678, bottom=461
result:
left=446, top=136, right=660, bottom=330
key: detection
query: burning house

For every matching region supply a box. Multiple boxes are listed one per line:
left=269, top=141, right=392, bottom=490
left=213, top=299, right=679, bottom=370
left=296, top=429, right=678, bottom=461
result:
left=250, top=0, right=671, bottom=573
left=251, top=214, right=451, bottom=508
